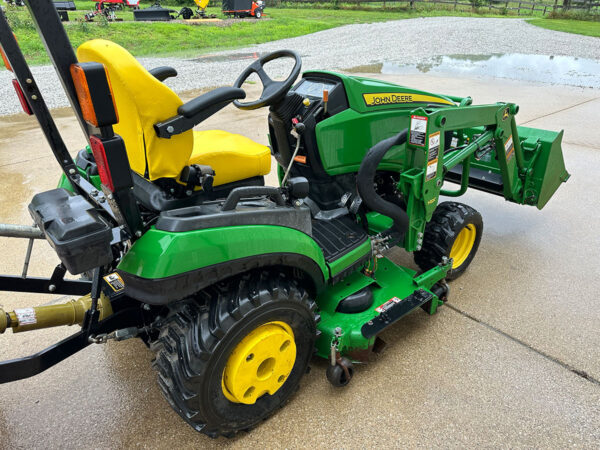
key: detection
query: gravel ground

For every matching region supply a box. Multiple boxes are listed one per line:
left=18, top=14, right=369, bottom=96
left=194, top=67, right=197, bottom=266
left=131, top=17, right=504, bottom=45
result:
left=1, top=17, right=600, bottom=116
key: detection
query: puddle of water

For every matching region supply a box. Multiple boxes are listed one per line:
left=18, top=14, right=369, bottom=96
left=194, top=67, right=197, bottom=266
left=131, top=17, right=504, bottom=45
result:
left=345, top=54, right=600, bottom=89
left=191, top=52, right=260, bottom=63
left=345, top=63, right=384, bottom=74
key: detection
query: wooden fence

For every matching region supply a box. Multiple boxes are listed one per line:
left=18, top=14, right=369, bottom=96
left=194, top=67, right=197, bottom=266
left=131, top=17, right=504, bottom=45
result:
left=276, top=0, right=600, bottom=16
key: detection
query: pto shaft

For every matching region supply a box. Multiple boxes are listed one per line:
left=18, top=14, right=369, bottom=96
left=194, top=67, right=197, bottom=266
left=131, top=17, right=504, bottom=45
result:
left=0, top=294, right=112, bottom=334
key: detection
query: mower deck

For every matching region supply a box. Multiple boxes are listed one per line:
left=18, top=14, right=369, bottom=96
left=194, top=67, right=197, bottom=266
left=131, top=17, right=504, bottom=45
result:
left=316, top=257, right=445, bottom=362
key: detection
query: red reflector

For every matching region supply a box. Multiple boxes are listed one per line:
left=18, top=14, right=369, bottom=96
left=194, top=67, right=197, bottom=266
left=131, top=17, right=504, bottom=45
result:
left=89, top=135, right=115, bottom=192
left=12, top=80, right=32, bottom=116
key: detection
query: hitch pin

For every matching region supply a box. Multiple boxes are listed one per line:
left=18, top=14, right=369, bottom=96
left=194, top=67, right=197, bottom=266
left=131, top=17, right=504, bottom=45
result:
left=89, top=327, right=139, bottom=344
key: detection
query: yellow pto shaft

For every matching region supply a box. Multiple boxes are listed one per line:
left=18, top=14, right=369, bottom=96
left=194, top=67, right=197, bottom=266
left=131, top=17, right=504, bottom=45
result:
left=0, top=294, right=112, bottom=334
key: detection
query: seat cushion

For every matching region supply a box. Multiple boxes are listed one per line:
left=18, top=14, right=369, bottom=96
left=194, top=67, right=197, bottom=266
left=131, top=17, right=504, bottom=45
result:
left=190, top=130, right=271, bottom=186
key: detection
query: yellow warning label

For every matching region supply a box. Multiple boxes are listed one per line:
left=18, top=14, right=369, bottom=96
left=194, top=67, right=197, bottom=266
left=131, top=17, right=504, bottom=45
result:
left=103, top=273, right=125, bottom=292
left=363, top=93, right=454, bottom=107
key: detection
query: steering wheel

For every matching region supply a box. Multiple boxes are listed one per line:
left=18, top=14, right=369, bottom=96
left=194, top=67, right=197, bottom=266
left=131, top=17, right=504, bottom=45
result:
left=233, top=50, right=302, bottom=110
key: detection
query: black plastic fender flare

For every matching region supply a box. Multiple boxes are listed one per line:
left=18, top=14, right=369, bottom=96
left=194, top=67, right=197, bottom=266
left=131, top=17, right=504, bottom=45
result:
left=117, top=252, right=326, bottom=305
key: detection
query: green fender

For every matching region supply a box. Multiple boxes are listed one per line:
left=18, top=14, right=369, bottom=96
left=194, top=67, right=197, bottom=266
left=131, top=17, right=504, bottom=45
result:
left=117, top=225, right=329, bottom=304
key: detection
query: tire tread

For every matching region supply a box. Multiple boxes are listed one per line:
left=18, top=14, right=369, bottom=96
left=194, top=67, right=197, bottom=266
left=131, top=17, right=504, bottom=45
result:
left=150, top=270, right=317, bottom=437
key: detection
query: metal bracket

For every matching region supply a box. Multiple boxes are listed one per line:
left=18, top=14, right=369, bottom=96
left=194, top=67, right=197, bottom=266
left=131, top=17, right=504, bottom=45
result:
left=361, top=289, right=433, bottom=339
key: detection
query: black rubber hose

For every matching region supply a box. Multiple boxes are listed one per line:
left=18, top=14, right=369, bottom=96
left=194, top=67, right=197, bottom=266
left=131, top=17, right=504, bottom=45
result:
left=357, top=129, right=409, bottom=236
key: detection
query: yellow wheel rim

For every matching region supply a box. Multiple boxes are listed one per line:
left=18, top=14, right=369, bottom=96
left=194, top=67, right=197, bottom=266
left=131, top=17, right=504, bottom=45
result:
left=221, top=321, right=296, bottom=405
left=449, top=224, right=477, bottom=269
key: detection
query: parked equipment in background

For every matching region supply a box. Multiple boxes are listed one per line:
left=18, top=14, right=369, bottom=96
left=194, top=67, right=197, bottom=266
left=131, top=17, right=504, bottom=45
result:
left=133, top=0, right=176, bottom=21
left=53, top=1, right=75, bottom=21
left=176, top=0, right=217, bottom=20
left=0, top=0, right=569, bottom=439
left=84, top=1, right=123, bottom=22
left=222, top=0, right=264, bottom=18
left=93, top=0, right=140, bottom=10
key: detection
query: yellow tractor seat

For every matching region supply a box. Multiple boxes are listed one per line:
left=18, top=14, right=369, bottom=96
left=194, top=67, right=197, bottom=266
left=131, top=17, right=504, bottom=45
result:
left=190, top=130, right=271, bottom=186
left=76, top=39, right=271, bottom=187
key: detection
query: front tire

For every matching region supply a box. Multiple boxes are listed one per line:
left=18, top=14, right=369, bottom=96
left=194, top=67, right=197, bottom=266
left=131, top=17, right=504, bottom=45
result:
left=414, top=202, right=483, bottom=280
left=151, top=271, right=318, bottom=437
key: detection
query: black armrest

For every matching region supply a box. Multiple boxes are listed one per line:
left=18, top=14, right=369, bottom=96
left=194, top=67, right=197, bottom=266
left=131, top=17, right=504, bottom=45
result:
left=154, top=87, right=246, bottom=139
left=178, top=87, right=245, bottom=118
left=149, top=66, right=178, bottom=82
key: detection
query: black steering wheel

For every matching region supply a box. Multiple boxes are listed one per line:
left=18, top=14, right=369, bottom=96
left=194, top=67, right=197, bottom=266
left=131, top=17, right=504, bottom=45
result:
left=233, top=50, right=302, bottom=110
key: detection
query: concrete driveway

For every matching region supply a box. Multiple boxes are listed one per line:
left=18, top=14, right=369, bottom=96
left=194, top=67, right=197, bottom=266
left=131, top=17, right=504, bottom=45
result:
left=0, top=70, right=599, bottom=448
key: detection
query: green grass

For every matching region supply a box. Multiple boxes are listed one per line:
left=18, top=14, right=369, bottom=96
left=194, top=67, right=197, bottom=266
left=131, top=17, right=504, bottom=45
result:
left=527, top=18, right=600, bottom=38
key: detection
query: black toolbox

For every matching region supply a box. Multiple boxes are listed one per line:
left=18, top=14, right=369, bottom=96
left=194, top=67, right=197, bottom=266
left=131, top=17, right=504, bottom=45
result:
left=28, top=189, right=113, bottom=275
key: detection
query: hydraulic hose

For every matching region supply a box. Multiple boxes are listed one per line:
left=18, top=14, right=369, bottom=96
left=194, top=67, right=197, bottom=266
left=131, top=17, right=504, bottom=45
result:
left=357, top=129, right=409, bottom=236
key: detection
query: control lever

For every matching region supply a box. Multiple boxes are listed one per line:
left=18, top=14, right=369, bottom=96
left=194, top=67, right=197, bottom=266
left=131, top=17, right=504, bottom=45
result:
left=349, top=196, right=363, bottom=214
left=180, top=164, right=215, bottom=195
left=282, top=122, right=305, bottom=186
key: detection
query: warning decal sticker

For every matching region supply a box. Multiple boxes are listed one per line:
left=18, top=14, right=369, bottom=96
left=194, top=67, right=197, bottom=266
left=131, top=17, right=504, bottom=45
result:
left=428, top=132, right=440, bottom=161
left=505, top=135, right=515, bottom=162
left=426, top=161, right=438, bottom=181
left=426, top=131, right=440, bottom=181
left=375, top=297, right=402, bottom=314
left=104, top=273, right=125, bottom=292
left=409, top=115, right=428, bottom=147
left=15, top=307, right=37, bottom=326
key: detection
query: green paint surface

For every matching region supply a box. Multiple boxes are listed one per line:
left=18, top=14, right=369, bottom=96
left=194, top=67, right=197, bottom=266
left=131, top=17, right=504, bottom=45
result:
left=315, top=257, right=448, bottom=361
left=327, top=239, right=372, bottom=277
left=117, top=225, right=329, bottom=279
left=313, top=71, right=457, bottom=176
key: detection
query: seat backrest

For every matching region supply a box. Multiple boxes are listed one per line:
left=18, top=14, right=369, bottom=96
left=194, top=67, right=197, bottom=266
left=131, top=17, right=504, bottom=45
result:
left=77, top=39, right=193, bottom=181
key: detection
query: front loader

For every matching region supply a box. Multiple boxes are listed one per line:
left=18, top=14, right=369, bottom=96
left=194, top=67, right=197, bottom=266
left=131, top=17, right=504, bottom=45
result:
left=0, top=0, right=568, bottom=437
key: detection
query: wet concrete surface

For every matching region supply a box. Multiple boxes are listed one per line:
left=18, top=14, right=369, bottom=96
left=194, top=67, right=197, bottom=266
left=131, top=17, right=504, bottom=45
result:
left=0, top=74, right=599, bottom=448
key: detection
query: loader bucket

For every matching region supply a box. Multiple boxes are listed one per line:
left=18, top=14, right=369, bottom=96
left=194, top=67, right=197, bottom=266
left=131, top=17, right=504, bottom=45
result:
left=517, top=126, right=570, bottom=209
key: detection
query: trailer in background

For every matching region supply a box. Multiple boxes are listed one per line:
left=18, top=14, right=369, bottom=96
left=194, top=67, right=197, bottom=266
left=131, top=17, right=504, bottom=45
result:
left=222, top=0, right=264, bottom=18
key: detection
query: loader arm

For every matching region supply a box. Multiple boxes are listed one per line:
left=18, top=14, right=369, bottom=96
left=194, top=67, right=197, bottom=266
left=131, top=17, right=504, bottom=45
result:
left=362, top=103, right=570, bottom=252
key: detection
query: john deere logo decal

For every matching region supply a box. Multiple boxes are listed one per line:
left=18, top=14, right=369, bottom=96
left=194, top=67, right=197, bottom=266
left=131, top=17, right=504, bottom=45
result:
left=502, top=107, right=510, bottom=120
left=363, top=93, right=454, bottom=107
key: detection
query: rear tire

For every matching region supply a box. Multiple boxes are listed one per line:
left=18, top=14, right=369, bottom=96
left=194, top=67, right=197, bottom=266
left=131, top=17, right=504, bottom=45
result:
left=414, top=202, right=483, bottom=280
left=151, top=271, right=318, bottom=438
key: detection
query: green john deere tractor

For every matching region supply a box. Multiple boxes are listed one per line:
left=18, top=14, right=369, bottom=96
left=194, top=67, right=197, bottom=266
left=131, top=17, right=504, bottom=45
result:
left=0, top=0, right=568, bottom=438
